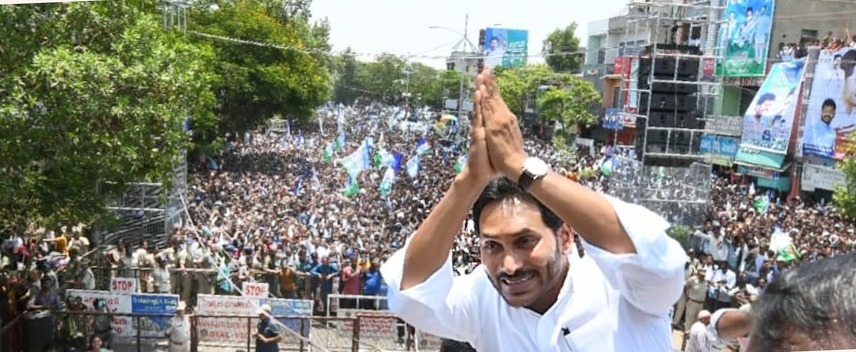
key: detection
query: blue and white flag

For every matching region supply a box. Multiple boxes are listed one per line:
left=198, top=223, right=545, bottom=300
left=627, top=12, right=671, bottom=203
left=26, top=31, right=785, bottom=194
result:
left=406, top=155, right=420, bottom=179
left=379, top=167, right=395, bottom=197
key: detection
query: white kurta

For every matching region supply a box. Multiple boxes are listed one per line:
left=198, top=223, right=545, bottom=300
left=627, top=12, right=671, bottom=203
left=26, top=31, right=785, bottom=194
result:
left=381, top=196, right=687, bottom=351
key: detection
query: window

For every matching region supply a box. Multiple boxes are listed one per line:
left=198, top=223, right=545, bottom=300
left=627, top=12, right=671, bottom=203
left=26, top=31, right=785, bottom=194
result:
left=598, top=49, right=606, bottom=64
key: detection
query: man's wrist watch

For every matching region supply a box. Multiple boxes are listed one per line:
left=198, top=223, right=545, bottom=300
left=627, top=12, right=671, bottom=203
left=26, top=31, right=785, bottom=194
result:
left=517, top=157, right=549, bottom=190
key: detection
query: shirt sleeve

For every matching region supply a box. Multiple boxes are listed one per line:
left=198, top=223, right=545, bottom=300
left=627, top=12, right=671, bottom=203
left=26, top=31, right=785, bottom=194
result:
left=580, top=196, right=688, bottom=317
left=708, top=308, right=738, bottom=345
left=379, top=240, right=481, bottom=345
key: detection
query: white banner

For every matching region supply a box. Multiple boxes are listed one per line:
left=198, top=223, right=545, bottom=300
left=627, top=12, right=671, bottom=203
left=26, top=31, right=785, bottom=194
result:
left=110, top=277, right=138, bottom=294
left=196, top=295, right=313, bottom=346
left=65, top=290, right=178, bottom=338
left=242, top=282, right=269, bottom=298
left=801, top=163, right=846, bottom=191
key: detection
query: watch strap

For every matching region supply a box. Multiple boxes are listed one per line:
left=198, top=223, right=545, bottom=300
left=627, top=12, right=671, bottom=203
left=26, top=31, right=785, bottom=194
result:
left=518, top=170, right=535, bottom=190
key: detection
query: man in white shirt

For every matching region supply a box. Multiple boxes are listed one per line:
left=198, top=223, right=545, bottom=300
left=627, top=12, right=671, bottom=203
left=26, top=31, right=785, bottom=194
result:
left=381, top=68, right=687, bottom=351
left=712, top=264, right=736, bottom=310
left=687, top=310, right=713, bottom=352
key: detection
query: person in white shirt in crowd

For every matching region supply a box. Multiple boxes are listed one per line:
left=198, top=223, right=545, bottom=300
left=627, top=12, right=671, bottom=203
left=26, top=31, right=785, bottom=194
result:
left=687, top=310, right=713, bottom=352
left=712, top=263, right=736, bottom=311
left=381, top=68, right=687, bottom=352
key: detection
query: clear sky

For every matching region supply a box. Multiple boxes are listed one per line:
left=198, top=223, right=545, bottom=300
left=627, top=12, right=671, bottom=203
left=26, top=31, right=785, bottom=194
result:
left=310, top=0, right=629, bottom=69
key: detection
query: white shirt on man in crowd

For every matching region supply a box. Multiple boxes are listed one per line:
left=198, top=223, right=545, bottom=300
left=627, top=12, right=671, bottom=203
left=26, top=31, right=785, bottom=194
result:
left=382, top=197, right=687, bottom=351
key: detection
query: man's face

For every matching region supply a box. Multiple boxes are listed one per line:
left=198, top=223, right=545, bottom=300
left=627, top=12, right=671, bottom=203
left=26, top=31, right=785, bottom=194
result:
left=756, top=99, right=775, bottom=116
left=490, top=38, right=498, bottom=49
left=478, top=198, right=570, bottom=311
left=822, top=105, right=836, bottom=124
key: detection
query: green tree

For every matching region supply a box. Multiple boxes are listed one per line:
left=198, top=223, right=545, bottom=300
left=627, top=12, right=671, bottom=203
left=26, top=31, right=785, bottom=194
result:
left=0, top=2, right=217, bottom=230
left=494, top=64, right=554, bottom=116
left=358, top=53, right=407, bottom=104
left=834, top=136, right=856, bottom=218
left=543, top=23, right=583, bottom=74
left=432, top=69, right=465, bottom=109
left=191, top=0, right=331, bottom=132
left=537, top=75, right=600, bottom=128
left=332, top=48, right=363, bottom=105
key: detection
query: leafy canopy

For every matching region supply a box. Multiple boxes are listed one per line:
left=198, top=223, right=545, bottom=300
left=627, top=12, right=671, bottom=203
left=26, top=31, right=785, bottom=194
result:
left=543, top=23, right=583, bottom=74
left=0, top=2, right=217, bottom=231
left=190, top=0, right=331, bottom=133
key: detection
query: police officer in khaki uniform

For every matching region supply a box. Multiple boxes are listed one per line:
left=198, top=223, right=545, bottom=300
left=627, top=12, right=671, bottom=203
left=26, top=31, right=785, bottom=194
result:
left=166, top=301, right=191, bottom=352
left=682, top=269, right=709, bottom=333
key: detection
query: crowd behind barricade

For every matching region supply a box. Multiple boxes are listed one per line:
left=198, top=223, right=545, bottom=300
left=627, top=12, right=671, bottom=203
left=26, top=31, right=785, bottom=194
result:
left=2, top=104, right=856, bottom=352
left=777, top=24, right=856, bottom=63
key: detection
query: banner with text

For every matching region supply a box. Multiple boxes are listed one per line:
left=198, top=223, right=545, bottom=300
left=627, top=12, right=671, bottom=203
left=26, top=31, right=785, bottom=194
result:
left=483, top=27, right=528, bottom=69
left=66, top=290, right=178, bottom=338
left=802, top=48, right=856, bottom=160
left=801, top=163, right=846, bottom=191
left=717, top=0, right=776, bottom=77
left=739, top=61, right=804, bottom=153
left=195, top=294, right=312, bottom=346
left=110, top=277, right=138, bottom=293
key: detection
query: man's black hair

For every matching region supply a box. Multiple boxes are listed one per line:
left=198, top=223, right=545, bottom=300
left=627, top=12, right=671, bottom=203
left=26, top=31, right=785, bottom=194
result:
left=750, top=252, right=856, bottom=350
left=757, top=92, right=776, bottom=105
left=822, top=98, right=837, bottom=111
left=471, top=177, right=563, bottom=235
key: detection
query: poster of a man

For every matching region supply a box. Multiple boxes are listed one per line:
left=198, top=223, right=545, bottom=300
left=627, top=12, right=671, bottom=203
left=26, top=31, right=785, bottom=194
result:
left=482, top=28, right=528, bottom=69
left=484, top=35, right=507, bottom=68
left=739, top=61, right=804, bottom=152
left=803, top=47, right=856, bottom=159
left=717, top=0, right=775, bottom=77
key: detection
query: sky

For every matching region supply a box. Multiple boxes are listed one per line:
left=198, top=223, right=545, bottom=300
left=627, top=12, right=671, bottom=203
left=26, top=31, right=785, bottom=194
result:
left=310, top=0, right=629, bottom=69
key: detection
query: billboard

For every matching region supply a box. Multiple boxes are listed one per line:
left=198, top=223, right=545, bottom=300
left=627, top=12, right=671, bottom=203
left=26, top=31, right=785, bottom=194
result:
left=483, top=28, right=528, bottom=68
left=739, top=61, right=804, bottom=153
left=717, top=0, right=776, bottom=77
left=802, top=48, right=856, bottom=159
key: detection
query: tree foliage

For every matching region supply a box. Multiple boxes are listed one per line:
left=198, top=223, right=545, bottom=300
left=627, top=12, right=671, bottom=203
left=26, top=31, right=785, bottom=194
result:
left=0, top=2, right=217, bottom=230
left=190, top=0, right=331, bottom=133
left=494, top=64, right=599, bottom=128
left=834, top=135, right=856, bottom=219
left=330, top=52, right=464, bottom=109
left=543, top=23, right=583, bottom=74
left=331, top=48, right=362, bottom=105
left=493, top=64, right=554, bottom=116
left=537, top=75, right=600, bottom=128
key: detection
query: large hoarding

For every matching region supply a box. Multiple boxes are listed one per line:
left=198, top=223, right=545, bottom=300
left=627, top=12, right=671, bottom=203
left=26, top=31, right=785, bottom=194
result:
left=802, top=47, right=856, bottom=160
left=483, top=27, right=528, bottom=69
left=739, top=61, right=804, bottom=153
left=717, top=0, right=776, bottom=77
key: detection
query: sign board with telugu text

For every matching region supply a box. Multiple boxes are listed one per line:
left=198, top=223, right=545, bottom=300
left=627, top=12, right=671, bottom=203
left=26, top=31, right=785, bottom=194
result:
left=334, top=311, right=398, bottom=337
left=66, top=290, right=179, bottom=339
left=110, top=277, right=138, bottom=293
left=195, top=294, right=313, bottom=346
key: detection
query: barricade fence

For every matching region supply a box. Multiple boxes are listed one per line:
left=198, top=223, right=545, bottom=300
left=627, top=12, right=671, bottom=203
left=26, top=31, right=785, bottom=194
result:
left=1, top=294, right=446, bottom=351
left=326, top=294, right=444, bottom=352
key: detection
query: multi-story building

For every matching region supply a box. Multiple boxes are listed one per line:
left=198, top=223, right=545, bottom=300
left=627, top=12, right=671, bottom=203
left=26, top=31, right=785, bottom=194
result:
left=582, top=0, right=856, bottom=200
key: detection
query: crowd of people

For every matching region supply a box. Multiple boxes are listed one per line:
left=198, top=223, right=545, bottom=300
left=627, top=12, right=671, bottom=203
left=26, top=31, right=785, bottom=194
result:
left=1, top=102, right=855, bottom=352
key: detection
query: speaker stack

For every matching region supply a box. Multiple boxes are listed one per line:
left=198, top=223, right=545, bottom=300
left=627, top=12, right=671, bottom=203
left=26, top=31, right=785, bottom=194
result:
left=634, top=45, right=705, bottom=166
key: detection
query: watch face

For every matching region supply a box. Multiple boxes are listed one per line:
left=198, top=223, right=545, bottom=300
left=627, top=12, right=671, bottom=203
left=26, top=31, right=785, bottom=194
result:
left=525, top=158, right=549, bottom=176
